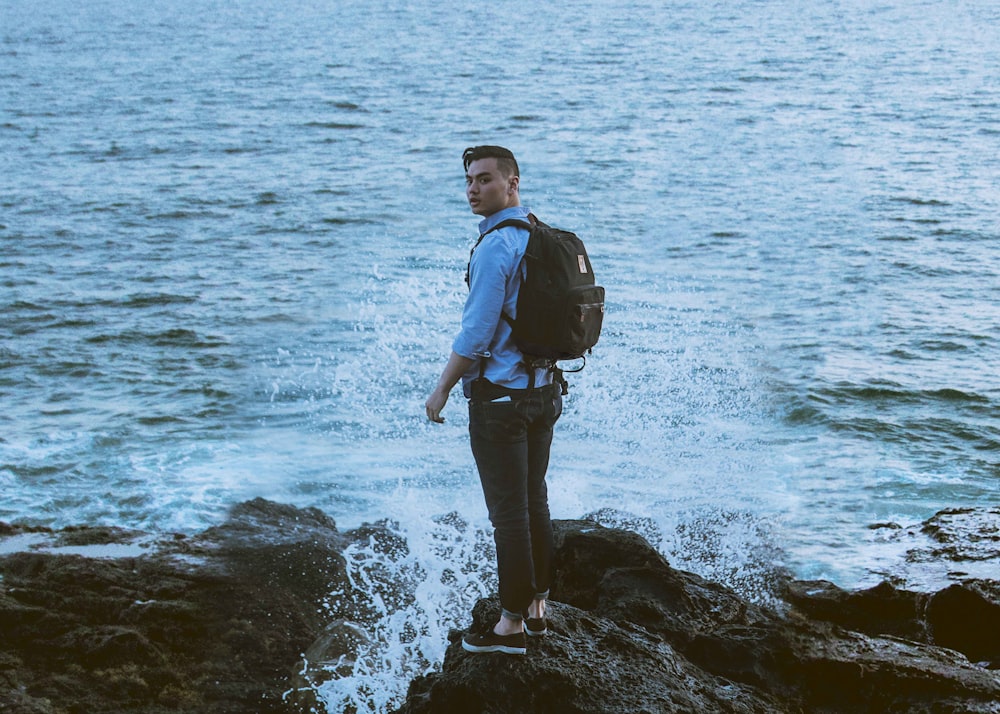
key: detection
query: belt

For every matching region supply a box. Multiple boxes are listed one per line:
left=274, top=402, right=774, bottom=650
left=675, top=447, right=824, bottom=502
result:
left=470, top=377, right=556, bottom=402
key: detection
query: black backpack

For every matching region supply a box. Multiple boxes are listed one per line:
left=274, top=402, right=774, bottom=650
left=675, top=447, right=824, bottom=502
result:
left=477, top=215, right=605, bottom=364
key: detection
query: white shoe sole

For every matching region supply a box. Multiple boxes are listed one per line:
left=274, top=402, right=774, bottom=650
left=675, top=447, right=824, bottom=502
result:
left=461, top=639, right=526, bottom=655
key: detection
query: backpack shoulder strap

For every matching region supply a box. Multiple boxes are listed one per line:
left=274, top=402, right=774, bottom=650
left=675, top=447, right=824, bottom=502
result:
left=464, top=216, right=536, bottom=287
left=480, top=217, right=533, bottom=238
left=474, top=216, right=537, bottom=328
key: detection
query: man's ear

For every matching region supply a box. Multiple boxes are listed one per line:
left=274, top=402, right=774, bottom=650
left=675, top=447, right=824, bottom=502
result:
left=508, top=177, right=519, bottom=194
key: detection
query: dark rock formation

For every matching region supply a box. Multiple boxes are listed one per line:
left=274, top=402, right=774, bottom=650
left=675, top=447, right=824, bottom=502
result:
left=785, top=578, right=1000, bottom=669
left=3, top=502, right=999, bottom=714
left=0, top=499, right=353, bottom=714
left=395, top=520, right=1000, bottom=714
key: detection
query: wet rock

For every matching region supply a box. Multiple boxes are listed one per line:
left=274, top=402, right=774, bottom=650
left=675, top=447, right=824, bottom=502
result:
left=787, top=577, right=1000, bottom=670
left=398, top=597, right=787, bottom=714
left=872, top=506, right=1000, bottom=587
left=787, top=506, right=1000, bottom=673
left=0, top=498, right=361, bottom=714
left=920, top=507, right=1000, bottom=563
left=52, top=525, right=148, bottom=547
left=784, top=579, right=931, bottom=642
left=3, top=503, right=1000, bottom=714
left=927, top=583, right=1000, bottom=667
left=394, top=520, right=1000, bottom=714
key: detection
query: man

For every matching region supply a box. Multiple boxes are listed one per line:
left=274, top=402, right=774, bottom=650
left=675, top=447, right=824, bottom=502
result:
left=425, top=146, right=562, bottom=655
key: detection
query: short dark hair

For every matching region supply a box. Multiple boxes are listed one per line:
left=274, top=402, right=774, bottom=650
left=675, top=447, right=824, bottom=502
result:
left=463, top=145, right=519, bottom=178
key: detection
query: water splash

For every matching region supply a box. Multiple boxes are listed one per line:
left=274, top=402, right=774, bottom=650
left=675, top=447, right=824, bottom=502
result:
left=310, top=508, right=496, bottom=713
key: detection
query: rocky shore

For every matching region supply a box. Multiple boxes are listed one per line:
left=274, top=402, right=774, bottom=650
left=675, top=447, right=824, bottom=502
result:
left=1, top=500, right=998, bottom=713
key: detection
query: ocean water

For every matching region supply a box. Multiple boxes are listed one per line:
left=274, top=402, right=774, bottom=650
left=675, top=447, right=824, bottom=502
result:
left=2, top=0, right=998, bottom=710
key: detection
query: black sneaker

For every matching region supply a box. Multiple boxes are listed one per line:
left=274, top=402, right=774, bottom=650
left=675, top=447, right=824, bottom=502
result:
left=461, top=628, right=527, bottom=655
left=524, top=616, right=548, bottom=637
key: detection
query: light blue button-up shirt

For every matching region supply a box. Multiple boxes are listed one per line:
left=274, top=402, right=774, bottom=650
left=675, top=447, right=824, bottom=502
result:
left=452, top=206, right=552, bottom=397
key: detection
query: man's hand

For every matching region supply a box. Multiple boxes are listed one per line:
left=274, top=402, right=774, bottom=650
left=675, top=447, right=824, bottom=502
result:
left=426, top=351, right=475, bottom=424
left=425, top=389, right=448, bottom=423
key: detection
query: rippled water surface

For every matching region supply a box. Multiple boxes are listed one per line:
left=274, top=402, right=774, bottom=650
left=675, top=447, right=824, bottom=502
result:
left=2, top=0, right=998, bottom=710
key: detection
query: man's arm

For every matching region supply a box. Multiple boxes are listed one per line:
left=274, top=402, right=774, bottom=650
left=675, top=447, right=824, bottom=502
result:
left=428, top=225, right=520, bottom=423
left=425, top=351, right=475, bottom=423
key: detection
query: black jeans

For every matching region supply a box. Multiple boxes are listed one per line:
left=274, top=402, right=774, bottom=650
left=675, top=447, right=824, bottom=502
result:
left=468, top=380, right=562, bottom=620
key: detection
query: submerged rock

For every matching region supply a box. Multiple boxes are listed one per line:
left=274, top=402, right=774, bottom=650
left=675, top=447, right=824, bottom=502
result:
left=870, top=506, right=1000, bottom=588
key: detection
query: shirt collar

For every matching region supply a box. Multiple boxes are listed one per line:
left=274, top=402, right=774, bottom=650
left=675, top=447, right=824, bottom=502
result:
left=478, top=206, right=531, bottom=236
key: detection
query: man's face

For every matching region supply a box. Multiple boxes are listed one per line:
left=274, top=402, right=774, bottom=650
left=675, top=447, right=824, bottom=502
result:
left=466, top=158, right=517, bottom=217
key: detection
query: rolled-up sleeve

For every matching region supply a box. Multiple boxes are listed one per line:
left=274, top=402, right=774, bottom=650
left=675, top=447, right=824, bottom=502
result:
left=452, top=234, right=517, bottom=359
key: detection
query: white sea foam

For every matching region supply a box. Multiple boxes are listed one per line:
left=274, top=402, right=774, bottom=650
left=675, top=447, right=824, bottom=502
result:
left=312, top=487, right=495, bottom=713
